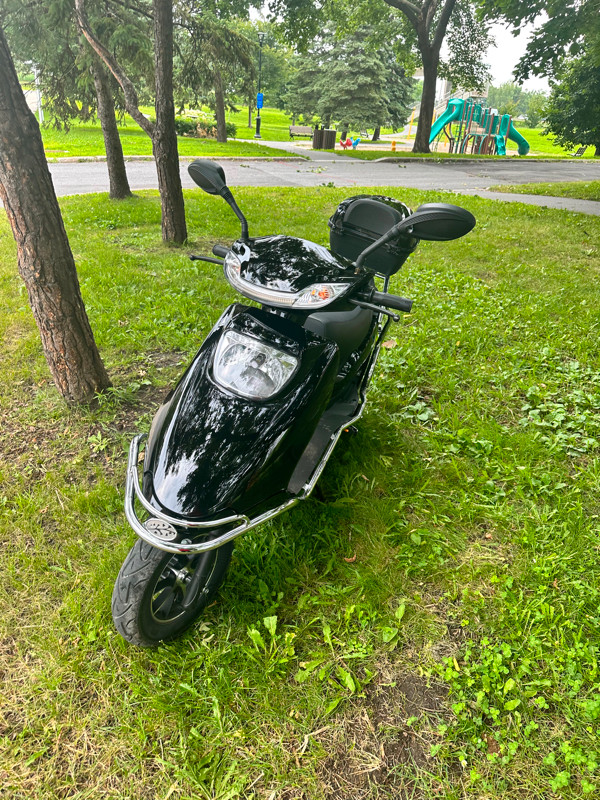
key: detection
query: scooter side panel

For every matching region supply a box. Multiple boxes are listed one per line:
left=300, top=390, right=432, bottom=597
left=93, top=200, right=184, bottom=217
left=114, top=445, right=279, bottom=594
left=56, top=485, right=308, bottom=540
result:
left=143, top=305, right=339, bottom=520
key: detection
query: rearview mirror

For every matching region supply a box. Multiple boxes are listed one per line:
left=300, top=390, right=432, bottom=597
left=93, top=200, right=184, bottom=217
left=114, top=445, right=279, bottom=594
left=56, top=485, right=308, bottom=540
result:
left=408, top=203, right=476, bottom=241
left=188, top=159, right=250, bottom=241
left=188, top=159, right=227, bottom=195
left=354, top=201, right=475, bottom=270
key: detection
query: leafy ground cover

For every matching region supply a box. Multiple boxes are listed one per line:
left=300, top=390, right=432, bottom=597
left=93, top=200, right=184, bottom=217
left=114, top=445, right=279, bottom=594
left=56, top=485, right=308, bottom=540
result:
left=490, top=181, right=600, bottom=202
left=40, top=116, right=293, bottom=160
left=1, top=186, right=600, bottom=799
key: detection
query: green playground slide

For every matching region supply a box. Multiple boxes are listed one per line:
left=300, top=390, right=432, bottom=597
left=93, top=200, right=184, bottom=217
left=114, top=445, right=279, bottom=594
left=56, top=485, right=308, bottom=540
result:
left=429, top=98, right=464, bottom=142
left=507, top=121, right=530, bottom=155
left=429, top=98, right=530, bottom=155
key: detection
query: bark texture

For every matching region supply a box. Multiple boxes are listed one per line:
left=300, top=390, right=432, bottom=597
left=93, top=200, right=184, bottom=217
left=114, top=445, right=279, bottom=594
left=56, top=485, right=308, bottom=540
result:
left=213, top=70, right=227, bottom=143
left=0, top=27, right=111, bottom=404
left=153, top=0, right=187, bottom=242
left=92, top=58, right=132, bottom=200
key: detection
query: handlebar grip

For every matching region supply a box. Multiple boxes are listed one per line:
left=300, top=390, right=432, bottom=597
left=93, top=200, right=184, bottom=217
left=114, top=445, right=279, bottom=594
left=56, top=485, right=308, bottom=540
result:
left=371, top=290, right=413, bottom=313
left=212, top=244, right=229, bottom=258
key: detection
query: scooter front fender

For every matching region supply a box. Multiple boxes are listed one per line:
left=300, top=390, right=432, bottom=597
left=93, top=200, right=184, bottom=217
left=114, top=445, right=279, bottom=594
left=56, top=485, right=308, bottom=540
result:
left=143, top=304, right=339, bottom=521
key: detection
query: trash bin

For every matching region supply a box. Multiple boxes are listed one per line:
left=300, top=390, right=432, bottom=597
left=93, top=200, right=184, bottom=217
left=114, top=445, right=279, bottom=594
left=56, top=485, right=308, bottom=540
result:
left=322, top=129, right=336, bottom=149
left=312, top=128, right=324, bottom=149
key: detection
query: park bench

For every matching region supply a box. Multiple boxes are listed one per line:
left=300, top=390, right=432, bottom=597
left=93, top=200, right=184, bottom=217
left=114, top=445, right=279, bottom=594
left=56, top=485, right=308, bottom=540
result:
left=289, top=125, right=313, bottom=139
left=570, top=145, right=587, bottom=157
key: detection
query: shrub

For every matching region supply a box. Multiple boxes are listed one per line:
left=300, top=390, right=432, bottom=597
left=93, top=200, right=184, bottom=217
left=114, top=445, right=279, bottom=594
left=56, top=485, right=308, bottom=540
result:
left=174, top=116, right=198, bottom=136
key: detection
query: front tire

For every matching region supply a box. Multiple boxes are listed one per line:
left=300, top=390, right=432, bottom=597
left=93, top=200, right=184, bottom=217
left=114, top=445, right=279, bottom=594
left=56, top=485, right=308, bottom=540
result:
left=111, top=539, right=233, bottom=647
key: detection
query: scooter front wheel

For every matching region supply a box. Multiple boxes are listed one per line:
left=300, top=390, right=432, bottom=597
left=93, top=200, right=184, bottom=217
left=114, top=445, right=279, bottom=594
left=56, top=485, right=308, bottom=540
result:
left=111, top=539, right=233, bottom=647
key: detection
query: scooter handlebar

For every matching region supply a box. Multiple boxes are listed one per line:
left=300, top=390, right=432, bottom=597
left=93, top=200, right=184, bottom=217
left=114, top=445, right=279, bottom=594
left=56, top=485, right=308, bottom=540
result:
left=370, top=290, right=413, bottom=314
left=212, top=244, right=229, bottom=258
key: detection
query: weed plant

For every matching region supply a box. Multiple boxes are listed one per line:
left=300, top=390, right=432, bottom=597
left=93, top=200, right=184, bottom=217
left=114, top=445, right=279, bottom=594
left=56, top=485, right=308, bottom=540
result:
left=1, top=186, right=600, bottom=798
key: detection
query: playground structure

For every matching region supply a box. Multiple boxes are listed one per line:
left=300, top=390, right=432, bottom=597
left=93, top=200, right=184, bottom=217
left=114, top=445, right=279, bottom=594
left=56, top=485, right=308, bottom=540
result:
left=430, top=97, right=530, bottom=156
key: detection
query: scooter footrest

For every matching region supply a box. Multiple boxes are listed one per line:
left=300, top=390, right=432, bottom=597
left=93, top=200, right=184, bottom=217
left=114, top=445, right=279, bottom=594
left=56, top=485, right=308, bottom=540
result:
left=287, top=400, right=360, bottom=495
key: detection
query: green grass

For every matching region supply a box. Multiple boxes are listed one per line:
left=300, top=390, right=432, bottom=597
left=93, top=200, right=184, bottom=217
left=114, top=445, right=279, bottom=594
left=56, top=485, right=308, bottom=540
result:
left=225, top=105, right=300, bottom=142
left=505, top=127, right=597, bottom=158
left=40, top=115, right=293, bottom=159
left=335, top=149, right=525, bottom=161
left=490, top=180, right=600, bottom=202
left=2, top=186, right=600, bottom=798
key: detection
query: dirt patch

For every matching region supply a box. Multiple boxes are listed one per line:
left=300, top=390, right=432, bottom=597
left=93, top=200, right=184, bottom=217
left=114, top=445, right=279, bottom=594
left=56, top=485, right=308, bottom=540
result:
left=315, top=663, right=448, bottom=799
left=0, top=350, right=185, bottom=475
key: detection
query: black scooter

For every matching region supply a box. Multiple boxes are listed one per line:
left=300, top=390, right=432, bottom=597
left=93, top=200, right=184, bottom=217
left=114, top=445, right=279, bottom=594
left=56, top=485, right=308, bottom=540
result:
left=111, top=159, right=475, bottom=646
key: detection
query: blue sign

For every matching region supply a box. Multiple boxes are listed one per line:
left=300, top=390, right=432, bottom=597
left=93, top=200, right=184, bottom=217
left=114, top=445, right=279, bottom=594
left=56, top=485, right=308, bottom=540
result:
left=257, top=92, right=264, bottom=109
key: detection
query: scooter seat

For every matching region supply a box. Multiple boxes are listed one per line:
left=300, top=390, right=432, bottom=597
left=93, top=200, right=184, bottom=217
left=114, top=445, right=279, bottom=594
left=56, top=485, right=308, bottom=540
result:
left=304, top=305, right=373, bottom=365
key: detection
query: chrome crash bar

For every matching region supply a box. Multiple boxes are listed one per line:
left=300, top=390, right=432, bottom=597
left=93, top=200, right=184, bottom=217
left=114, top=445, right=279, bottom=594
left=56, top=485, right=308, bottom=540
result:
left=125, top=434, right=300, bottom=554
left=125, top=385, right=366, bottom=555
left=125, top=318, right=389, bottom=555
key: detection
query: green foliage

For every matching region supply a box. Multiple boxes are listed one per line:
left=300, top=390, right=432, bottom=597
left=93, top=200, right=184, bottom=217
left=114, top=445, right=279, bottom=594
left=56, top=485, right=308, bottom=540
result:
left=4, top=0, right=153, bottom=127
left=173, top=114, right=237, bottom=138
left=439, top=0, right=493, bottom=92
left=487, top=83, right=548, bottom=124
left=283, top=28, right=414, bottom=131
left=175, top=11, right=257, bottom=129
left=173, top=115, right=199, bottom=135
left=480, top=0, right=600, bottom=81
left=545, top=55, right=600, bottom=154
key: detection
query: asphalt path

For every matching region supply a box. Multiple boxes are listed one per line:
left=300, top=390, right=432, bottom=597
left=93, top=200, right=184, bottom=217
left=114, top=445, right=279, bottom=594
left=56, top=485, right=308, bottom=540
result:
left=47, top=142, right=600, bottom=215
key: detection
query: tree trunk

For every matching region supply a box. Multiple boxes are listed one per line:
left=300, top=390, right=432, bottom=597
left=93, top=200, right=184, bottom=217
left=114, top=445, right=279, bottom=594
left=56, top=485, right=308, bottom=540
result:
left=372, top=126, right=381, bottom=141
left=91, top=58, right=132, bottom=200
left=248, top=100, right=252, bottom=128
left=153, top=0, right=187, bottom=243
left=0, top=27, right=110, bottom=404
left=382, top=0, right=457, bottom=154
left=76, top=0, right=186, bottom=244
left=413, top=44, right=438, bottom=154
left=214, top=70, right=227, bottom=143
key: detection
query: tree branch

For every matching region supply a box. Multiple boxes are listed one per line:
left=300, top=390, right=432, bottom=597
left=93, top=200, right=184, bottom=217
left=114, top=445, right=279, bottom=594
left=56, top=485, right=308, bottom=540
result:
left=380, top=0, right=421, bottom=28
left=432, top=0, right=458, bottom=52
left=74, top=0, right=154, bottom=137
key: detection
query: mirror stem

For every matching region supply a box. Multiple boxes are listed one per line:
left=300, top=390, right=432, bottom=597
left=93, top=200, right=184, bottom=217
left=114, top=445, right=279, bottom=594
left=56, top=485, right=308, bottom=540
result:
left=222, top=188, right=249, bottom=241
left=354, top=221, right=409, bottom=271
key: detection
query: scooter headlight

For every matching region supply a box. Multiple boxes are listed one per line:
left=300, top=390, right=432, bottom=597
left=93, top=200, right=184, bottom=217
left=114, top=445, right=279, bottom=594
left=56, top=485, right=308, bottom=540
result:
left=213, top=331, right=298, bottom=400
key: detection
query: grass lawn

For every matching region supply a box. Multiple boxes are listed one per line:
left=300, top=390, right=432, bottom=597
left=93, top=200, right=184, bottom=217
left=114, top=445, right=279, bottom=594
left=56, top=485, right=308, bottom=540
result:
left=490, top=180, right=600, bottom=202
left=225, top=105, right=301, bottom=142
left=2, top=186, right=600, bottom=798
left=40, top=116, right=294, bottom=160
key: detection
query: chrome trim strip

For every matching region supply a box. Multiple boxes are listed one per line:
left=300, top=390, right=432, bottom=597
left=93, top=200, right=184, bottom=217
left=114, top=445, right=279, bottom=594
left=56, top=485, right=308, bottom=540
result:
left=300, top=403, right=366, bottom=496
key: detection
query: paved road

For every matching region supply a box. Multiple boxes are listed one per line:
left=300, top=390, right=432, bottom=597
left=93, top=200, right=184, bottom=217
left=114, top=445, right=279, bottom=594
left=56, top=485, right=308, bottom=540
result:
left=47, top=142, right=600, bottom=215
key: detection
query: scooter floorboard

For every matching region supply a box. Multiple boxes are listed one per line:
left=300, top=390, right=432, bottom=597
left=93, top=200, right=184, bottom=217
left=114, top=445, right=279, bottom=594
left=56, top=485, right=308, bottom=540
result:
left=287, top=389, right=361, bottom=495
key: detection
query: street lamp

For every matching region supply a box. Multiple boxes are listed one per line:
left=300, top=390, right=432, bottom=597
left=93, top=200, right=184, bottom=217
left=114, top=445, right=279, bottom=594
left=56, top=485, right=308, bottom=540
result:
left=254, top=31, right=266, bottom=139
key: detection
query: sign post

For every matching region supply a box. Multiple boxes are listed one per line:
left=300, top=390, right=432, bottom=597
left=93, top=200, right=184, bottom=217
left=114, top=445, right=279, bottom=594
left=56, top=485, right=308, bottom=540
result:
left=254, top=32, right=266, bottom=139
